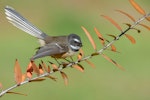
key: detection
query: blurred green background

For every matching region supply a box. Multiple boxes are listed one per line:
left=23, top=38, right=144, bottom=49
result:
left=0, top=0, right=150, bottom=100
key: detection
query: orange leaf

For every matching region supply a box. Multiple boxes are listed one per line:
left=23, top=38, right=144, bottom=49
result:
left=31, top=61, right=40, bottom=75
left=47, top=65, right=51, bottom=73
left=111, top=44, right=117, bottom=52
left=101, top=54, right=125, bottom=71
left=49, top=62, right=58, bottom=71
left=116, top=10, right=135, bottom=22
left=129, top=0, right=146, bottom=15
left=14, top=59, right=22, bottom=85
left=60, top=71, right=68, bottom=85
left=77, top=53, right=82, bottom=61
left=146, top=17, right=150, bottom=21
left=39, top=64, right=44, bottom=74
left=81, top=26, right=97, bottom=50
left=26, top=72, right=32, bottom=79
left=101, top=15, right=122, bottom=31
left=140, top=24, right=150, bottom=31
left=72, top=64, right=84, bottom=72
left=41, top=60, right=48, bottom=72
left=26, top=61, right=33, bottom=73
left=46, top=75, right=57, bottom=81
left=7, top=91, right=27, bottom=96
left=29, top=78, right=46, bottom=82
left=125, top=34, right=136, bottom=44
left=85, top=60, right=95, bottom=68
left=0, top=83, right=3, bottom=89
left=22, top=74, right=26, bottom=82
left=94, top=27, right=105, bottom=45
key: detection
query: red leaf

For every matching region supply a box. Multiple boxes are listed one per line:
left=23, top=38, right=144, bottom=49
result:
left=129, top=0, right=146, bottom=15
left=101, top=15, right=122, bottom=31
left=60, top=71, right=68, bottom=85
left=14, top=59, right=22, bottom=85
left=72, top=64, right=84, bottom=72
left=101, top=54, right=125, bottom=71
left=85, top=60, right=95, bottom=68
left=94, top=27, right=105, bottom=45
left=125, top=34, right=136, bottom=44
left=116, top=10, right=136, bottom=22
left=81, top=26, right=97, bottom=50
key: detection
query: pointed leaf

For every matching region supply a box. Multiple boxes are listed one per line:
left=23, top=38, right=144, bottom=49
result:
left=101, top=15, right=122, bottom=31
left=85, top=60, right=95, bottom=68
left=49, top=62, right=58, bottom=71
left=46, top=75, right=57, bottom=81
left=125, top=34, right=136, bottom=44
left=26, top=61, right=33, bottom=79
left=72, top=64, right=84, bottom=72
left=39, top=64, right=44, bottom=74
left=0, top=83, right=3, bottom=90
left=60, top=71, right=68, bottom=85
left=27, top=72, right=32, bottom=79
left=31, top=61, right=40, bottom=75
left=7, top=91, right=27, bottom=96
left=81, top=26, right=97, bottom=50
left=129, top=0, right=146, bottom=15
left=26, top=61, right=33, bottom=73
left=77, top=53, right=82, bottom=61
left=111, top=44, right=117, bottom=52
left=116, top=10, right=135, bottom=22
left=140, top=24, right=150, bottom=31
left=77, top=48, right=84, bottom=61
left=124, top=23, right=132, bottom=27
left=107, top=34, right=117, bottom=40
left=47, top=65, right=51, bottom=73
left=29, top=78, right=46, bottom=82
left=21, top=74, right=26, bottom=82
left=14, top=59, right=22, bottom=85
left=41, top=60, right=48, bottom=72
left=94, top=27, right=105, bottom=45
left=101, top=54, right=125, bottom=71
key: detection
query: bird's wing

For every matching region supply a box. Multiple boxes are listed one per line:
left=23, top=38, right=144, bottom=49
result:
left=31, top=43, right=68, bottom=60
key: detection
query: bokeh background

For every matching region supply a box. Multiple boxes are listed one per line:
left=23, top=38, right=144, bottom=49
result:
left=0, top=0, right=150, bottom=100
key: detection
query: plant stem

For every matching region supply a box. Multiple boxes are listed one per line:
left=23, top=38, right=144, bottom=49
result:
left=0, top=13, right=149, bottom=97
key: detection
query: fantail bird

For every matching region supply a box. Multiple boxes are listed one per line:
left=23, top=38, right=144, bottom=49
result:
left=5, top=6, right=82, bottom=60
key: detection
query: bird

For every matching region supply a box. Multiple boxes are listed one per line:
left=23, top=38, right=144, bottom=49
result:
left=4, top=6, right=82, bottom=61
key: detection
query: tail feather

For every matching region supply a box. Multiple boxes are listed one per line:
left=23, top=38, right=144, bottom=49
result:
left=5, top=6, right=47, bottom=39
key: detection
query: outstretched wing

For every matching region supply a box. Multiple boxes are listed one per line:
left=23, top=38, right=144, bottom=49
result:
left=31, top=43, right=68, bottom=60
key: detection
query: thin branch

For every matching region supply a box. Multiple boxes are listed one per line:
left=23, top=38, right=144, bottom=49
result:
left=0, top=13, right=149, bottom=97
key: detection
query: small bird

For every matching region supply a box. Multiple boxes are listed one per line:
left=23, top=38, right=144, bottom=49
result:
left=5, top=6, right=82, bottom=60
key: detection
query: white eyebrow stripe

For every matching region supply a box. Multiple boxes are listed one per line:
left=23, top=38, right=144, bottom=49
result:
left=70, top=45, right=80, bottom=50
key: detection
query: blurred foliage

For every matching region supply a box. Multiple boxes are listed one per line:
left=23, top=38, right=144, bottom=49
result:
left=0, top=0, right=150, bottom=100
